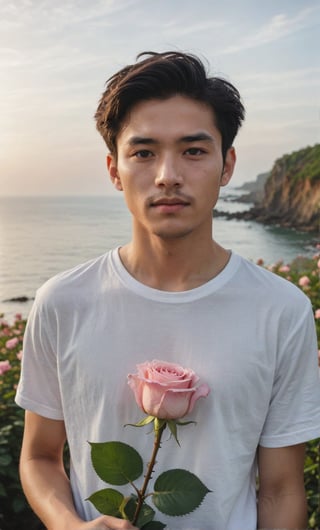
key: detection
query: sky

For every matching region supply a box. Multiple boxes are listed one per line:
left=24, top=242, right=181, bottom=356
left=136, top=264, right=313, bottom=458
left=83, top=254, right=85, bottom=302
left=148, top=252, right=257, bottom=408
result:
left=1, top=0, right=319, bottom=196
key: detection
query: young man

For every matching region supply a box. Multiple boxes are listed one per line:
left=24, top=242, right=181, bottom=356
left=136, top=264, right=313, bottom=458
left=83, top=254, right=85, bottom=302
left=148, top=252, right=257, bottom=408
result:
left=16, top=51, right=320, bottom=530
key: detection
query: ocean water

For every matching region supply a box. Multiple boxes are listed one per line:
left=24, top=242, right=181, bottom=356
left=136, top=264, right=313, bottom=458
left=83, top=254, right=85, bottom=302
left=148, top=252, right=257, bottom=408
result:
left=0, top=193, right=318, bottom=321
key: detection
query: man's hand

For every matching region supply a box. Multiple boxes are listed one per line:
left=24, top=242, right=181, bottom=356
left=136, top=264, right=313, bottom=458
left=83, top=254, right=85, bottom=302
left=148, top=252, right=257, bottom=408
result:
left=19, top=413, right=139, bottom=530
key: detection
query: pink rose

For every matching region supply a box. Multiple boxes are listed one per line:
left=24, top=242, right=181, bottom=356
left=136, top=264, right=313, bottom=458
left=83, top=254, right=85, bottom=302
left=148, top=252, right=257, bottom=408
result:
left=315, top=309, right=320, bottom=319
left=279, top=265, right=290, bottom=273
left=5, top=337, right=19, bottom=350
left=128, top=360, right=210, bottom=420
left=298, top=275, right=310, bottom=287
left=0, top=360, right=11, bottom=375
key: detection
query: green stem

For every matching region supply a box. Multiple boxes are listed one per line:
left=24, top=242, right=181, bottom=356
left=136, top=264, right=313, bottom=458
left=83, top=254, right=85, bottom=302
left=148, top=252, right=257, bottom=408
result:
left=132, top=421, right=166, bottom=525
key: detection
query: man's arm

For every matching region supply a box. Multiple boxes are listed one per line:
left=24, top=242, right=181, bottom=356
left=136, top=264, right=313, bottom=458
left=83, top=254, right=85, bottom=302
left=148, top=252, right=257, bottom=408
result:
left=20, top=411, right=137, bottom=530
left=257, top=443, right=308, bottom=530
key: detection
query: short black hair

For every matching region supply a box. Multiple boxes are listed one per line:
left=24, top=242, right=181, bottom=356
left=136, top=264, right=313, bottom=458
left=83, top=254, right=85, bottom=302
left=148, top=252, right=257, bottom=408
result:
left=95, top=51, right=245, bottom=160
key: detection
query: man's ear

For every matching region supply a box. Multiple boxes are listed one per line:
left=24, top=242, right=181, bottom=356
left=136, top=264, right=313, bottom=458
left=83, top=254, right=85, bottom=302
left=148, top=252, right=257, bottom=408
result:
left=106, top=154, right=123, bottom=191
left=220, top=147, right=236, bottom=187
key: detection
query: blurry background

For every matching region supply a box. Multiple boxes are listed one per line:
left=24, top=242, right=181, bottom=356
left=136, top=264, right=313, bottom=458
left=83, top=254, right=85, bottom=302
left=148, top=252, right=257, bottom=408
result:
left=1, top=0, right=319, bottom=196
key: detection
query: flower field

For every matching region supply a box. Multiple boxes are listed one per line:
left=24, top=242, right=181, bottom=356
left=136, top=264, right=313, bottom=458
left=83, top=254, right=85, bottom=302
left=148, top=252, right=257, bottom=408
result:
left=264, top=253, right=320, bottom=529
left=0, top=254, right=319, bottom=529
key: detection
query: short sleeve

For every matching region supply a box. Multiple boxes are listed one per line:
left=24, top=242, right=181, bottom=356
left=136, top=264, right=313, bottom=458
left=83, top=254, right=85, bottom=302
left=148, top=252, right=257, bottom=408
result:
left=260, top=301, right=320, bottom=447
left=15, top=291, right=64, bottom=420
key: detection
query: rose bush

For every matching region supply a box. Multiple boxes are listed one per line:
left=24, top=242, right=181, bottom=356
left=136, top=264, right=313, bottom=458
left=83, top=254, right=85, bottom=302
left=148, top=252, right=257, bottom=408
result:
left=5, top=337, right=19, bottom=350
left=259, top=253, right=320, bottom=528
left=128, top=360, right=210, bottom=420
left=0, top=315, right=45, bottom=530
left=299, top=275, right=311, bottom=287
left=0, top=359, right=12, bottom=375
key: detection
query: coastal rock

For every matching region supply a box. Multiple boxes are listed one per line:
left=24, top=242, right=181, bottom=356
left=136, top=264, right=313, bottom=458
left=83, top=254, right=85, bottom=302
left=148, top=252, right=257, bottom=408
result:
left=252, top=144, right=320, bottom=232
left=3, top=296, right=33, bottom=303
left=235, top=172, right=270, bottom=204
left=216, top=144, right=320, bottom=232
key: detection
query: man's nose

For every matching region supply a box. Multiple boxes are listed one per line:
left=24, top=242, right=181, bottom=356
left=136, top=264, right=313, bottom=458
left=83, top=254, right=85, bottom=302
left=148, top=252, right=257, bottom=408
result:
left=155, top=155, right=183, bottom=188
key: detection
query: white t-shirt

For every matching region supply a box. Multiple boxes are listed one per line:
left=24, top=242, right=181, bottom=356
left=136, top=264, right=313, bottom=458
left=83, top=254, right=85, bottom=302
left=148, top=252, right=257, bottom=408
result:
left=16, top=249, right=320, bottom=530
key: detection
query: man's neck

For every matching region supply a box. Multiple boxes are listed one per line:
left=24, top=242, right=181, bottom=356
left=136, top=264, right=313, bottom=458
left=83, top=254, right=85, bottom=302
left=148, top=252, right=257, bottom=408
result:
left=118, top=237, right=230, bottom=292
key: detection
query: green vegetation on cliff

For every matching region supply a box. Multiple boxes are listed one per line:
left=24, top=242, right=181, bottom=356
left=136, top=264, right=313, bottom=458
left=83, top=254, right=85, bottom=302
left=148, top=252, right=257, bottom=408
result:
left=279, top=144, right=320, bottom=182
left=251, top=143, right=320, bottom=231
left=226, top=144, right=320, bottom=231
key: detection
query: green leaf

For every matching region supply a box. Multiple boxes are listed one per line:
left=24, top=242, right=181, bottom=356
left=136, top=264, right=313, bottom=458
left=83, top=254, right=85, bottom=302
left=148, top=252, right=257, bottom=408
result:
left=153, top=469, right=211, bottom=516
left=125, top=415, right=155, bottom=428
left=87, top=488, right=123, bottom=516
left=167, top=419, right=196, bottom=444
left=12, top=496, right=27, bottom=514
left=121, top=495, right=137, bottom=521
left=136, top=503, right=155, bottom=527
left=167, top=420, right=180, bottom=446
left=123, top=496, right=155, bottom=527
left=0, top=454, right=12, bottom=466
left=89, top=441, right=143, bottom=485
left=141, top=522, right=166, bottom=529
left=0, top=482, right=7, bottom=497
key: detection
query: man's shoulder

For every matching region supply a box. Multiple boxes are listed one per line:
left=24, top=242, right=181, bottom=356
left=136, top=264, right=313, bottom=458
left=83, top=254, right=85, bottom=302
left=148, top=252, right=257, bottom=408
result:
left=35, top=250, right=114, bottom=308
left=235, top=254, right=311, bottom=309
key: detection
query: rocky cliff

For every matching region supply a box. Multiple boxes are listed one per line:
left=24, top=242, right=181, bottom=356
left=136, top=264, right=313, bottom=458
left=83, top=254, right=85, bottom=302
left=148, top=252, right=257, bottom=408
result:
left=235, top=172, right=270, bottom=204
left=250, top=144, right=320, bottom=232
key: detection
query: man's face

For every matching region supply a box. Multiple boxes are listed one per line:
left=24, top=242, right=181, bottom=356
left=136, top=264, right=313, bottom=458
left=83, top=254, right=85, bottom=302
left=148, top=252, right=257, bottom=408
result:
left=107, top=95, right=235, bottom=242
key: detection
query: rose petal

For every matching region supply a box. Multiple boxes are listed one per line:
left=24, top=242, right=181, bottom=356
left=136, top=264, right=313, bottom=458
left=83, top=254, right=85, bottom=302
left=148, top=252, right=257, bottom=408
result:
left=127, top=374, right=145, bottom=411
left=188, top=383, right=211, bottom=414
left=156, top=390, right=191, bottom=419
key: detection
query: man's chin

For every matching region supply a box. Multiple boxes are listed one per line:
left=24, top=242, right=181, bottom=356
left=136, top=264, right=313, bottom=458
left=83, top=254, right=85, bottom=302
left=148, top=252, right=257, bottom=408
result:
left=153, top=228, right=193, bottom=240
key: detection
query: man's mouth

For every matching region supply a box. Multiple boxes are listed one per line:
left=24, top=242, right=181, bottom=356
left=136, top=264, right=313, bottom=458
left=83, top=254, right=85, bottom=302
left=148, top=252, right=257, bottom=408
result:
left=150, top=197, right=190, bottom=213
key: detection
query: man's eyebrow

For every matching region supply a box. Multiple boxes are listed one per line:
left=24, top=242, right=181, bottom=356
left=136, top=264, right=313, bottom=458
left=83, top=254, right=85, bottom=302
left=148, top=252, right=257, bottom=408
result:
left=179, top=132, right=214, bottom=143
left=127, top=132, right=215, bottom=145
left=127, top=136, right=158, bottom=146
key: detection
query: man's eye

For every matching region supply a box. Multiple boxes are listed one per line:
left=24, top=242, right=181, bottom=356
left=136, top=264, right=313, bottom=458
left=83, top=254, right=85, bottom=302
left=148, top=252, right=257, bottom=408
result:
left=134, top=150, right=153, bottom=158
left=185, top=147, right=205, bottom=156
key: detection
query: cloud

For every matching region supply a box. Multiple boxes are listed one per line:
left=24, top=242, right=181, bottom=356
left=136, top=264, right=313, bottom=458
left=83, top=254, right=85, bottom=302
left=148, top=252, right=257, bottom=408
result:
left=238, top=66, right=320, bottom=91
left=1, top=0, right=319, bottom=195
left=0, top=47, right=22, bottom=69
left=163, top=19, right=226, bottom=38
left=221, top=5, right=320, bottom=54
left=0, top=0, right=147, bottom=79
left=0, top=0, right=143, bottom=39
